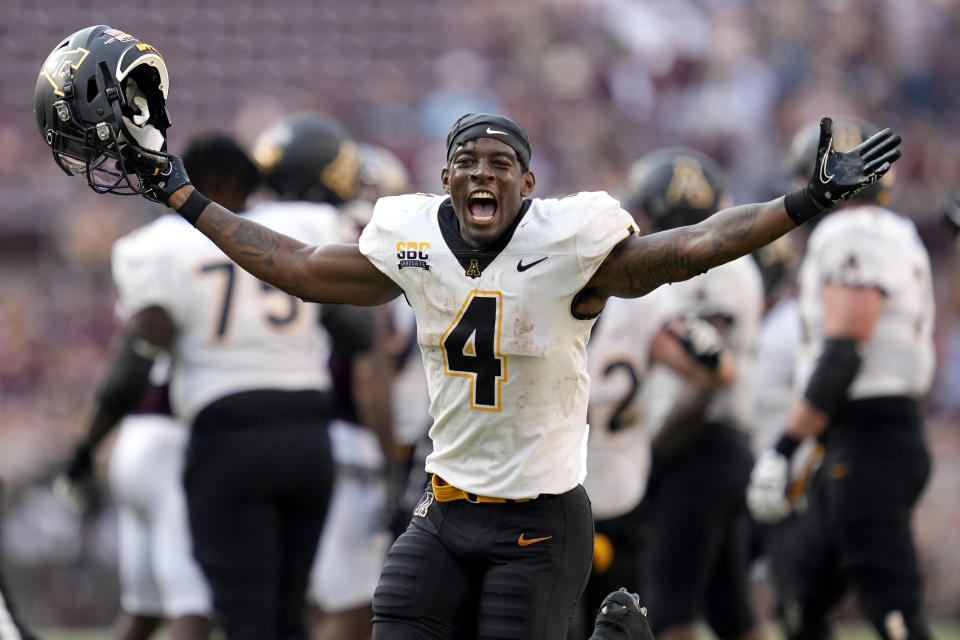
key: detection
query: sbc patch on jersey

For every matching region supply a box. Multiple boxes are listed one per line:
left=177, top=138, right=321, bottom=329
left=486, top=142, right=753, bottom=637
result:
left=397, top=241, right=431, bottom=271
left=413, top=491, right=434, bottom=518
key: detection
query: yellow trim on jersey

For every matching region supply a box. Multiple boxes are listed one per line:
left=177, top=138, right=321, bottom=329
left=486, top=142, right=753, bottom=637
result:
left=440, top=290, right=507, bottom=411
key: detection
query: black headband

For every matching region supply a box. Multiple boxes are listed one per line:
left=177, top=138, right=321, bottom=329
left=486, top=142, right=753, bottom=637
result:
left=446, top=113, right=532, bottom=169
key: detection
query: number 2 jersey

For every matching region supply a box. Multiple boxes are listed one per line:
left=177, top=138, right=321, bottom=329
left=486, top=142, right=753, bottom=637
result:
left=359, top=192, right=637, bottom=499
left=111, top=202, right=341, bottom=426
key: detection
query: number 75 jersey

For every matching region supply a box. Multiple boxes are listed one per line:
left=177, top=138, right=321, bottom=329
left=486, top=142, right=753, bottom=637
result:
left=111, top=202, right=341, bottom=426
left=359, top=192, right=637, bottom=499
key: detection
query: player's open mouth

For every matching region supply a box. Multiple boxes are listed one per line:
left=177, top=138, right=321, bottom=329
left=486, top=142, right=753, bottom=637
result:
left=468, top=190, right=497, bottom=223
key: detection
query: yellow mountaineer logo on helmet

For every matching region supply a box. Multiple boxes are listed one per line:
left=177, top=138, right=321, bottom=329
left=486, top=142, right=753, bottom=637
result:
left=831, top=122, right=864, bottom=153
left=666, top=157, right=715, bottom=209
left=321, top=141, right=359, bottom=201
left=251, top=139, right=282, bottom=173
left=39, top=47, right=90, bottom=97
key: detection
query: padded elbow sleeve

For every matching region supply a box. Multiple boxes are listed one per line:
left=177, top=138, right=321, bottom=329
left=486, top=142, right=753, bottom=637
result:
left=803, top=337, right=863, bottom=416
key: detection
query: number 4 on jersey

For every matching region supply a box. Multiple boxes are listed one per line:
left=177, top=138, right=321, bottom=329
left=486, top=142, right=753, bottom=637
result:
left=441, top=291, right=507, bottom=411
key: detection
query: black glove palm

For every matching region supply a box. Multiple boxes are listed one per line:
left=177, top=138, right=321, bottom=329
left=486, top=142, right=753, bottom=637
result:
left=786, top=117, right=901, bottom=224
left=807, top=117, right=901, bottom=208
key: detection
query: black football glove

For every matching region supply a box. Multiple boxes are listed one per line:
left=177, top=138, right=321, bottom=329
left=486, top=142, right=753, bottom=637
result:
left=122, top=145, right=192, bottom=205
left=786, top=117, right=901, bottom=224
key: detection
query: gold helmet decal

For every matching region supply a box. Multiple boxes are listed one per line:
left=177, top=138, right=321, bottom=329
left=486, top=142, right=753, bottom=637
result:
left=321, top=141, right=359, bottom=201
left=39, top=47, right=90, bottom=97
left=666, top=157, right=715, bottom=210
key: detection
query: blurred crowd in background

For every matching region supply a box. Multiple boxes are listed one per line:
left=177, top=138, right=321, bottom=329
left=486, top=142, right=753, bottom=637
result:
left=2, top=0, right=960, bottom=628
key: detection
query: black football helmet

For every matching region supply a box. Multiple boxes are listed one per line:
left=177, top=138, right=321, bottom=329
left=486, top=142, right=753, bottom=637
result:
left=250, top=112, right=359, bottom=205
left=35, top=25, right=171, bottom=195
left=623, top=147, right=728, bottom=232
left=338, top=143, right=412, bottom=239
left=785, top=116, right=893, bottom=205
left=356, top=143, right=410, bottom=200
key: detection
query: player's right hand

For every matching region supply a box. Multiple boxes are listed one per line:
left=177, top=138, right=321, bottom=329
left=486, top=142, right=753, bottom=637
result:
left=746, top=448, right=793, bottom=524
left=122, top=145, right=192, bottom=205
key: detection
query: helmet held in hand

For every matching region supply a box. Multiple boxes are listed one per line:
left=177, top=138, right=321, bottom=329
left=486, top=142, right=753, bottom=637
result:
left=35, top=25, right=171, bottom=195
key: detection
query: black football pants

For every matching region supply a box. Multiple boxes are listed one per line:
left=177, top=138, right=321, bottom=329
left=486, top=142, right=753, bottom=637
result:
left=185, top=390, right=333, bottom=640
left=643, top=421, right=756, bottom=639
left=769, top=397, right=931, bottom=640
left=373, top=483, right=594, bottom=640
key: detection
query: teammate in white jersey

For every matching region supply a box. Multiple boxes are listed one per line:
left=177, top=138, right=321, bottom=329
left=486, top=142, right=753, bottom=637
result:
left=619, top=148, right=763, bottom=640
left=302, top=142, right=402, bottom=640
left=747, top=118, right=935, bottom=640
left=60, top=128, right=361, bottom=640
left=44, top=50, right=901, bottom=637
left=575, top=280, right=736, bottom=639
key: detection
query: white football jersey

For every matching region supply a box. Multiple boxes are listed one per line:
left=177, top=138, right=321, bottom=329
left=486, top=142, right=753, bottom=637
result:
left=795, top=206, right=935, bottom=399
left=584, top=285, right=678, bottom=520
left=359, top=192, right=637, bottom=499
left=643, top=256, right=764, bottom=436
left=111, top=202, right=342, bottom=425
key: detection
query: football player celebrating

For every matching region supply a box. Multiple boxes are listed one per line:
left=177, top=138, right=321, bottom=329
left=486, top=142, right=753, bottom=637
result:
left=36, top=25, right=901, bottom=640
left=747, top=117, right=935, bottom=640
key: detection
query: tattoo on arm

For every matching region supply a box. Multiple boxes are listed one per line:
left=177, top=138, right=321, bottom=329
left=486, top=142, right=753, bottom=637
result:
left=202, top=203, right=294, bottom=269
left=605, top=199, right=791, bottom=298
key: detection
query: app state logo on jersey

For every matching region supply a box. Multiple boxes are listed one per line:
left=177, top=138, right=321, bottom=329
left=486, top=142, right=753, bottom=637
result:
left=396, top=241, right=430, bottom=271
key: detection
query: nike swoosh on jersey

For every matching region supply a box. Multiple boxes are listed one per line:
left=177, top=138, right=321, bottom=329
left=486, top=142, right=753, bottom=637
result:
left=486, top=127, right=508, bottom=135
left=517, top=257, right=548, bottom=272
left=518, top=533, right=553, bottom=546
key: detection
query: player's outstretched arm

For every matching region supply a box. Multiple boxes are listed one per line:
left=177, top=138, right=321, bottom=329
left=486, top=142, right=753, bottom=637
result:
left=584, top=118, right=900, bottom=308
left=174, top=187, right=401, bottom=306
left=133, top=147, right=403, bottom=306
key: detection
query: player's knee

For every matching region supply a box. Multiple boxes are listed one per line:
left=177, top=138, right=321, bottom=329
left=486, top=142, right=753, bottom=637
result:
left=372, top=528, right=444, bottom=619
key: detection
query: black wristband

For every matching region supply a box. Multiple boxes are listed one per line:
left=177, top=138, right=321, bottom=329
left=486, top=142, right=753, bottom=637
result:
left=784, top=187, right=822, bottom=226
left=176, top=190, right=211, bottom=226
left=774, top=434, right=801, bottom=459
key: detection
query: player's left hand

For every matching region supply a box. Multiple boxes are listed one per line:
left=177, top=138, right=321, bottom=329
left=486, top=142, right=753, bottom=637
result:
left=746, top=448, right=793, bottom=524
left=806, top=117, right=901, bottom=209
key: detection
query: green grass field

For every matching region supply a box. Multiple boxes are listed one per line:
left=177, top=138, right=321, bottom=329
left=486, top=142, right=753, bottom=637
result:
left=36, top=622, right=960, bottom=640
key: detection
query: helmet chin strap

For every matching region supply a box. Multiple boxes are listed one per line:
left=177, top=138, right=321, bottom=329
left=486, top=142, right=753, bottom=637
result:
left=121, top=76, right=164, bottom=151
